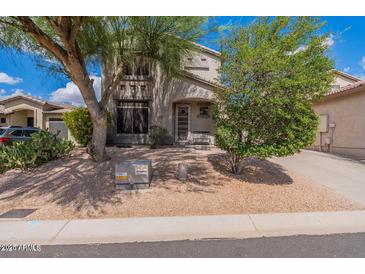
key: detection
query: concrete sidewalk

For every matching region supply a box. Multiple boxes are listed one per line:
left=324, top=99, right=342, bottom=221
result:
left=2, top=211, right=365, bottom=245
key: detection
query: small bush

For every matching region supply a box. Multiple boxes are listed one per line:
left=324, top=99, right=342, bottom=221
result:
left=0, top=129, right=74, bottom=173
left=63, top=108, right=93, bottom=146
left=149, top=125, right=168, bottom=149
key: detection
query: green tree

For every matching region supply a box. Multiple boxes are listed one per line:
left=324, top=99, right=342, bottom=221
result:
left=214, top=17, right=334, bottom=174
left=63, top=108, right=93, bottom=147
left=0, top=16, right=209, bottom=161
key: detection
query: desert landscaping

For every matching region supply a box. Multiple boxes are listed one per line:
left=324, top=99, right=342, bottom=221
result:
left=0, top=146, right=362, bottom=220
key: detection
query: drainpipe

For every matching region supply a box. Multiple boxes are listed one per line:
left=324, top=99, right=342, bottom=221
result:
left=319, top=132, right=322, bottom=152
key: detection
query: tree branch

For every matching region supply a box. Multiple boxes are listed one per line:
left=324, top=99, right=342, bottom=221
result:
left=15, top=16, right=68, bottom=63
left=69, top=17, right=83, bottom=44
left=100, top=63, right=124, bottom=109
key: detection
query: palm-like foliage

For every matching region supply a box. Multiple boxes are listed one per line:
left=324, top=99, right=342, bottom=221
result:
left=0, top=16, right=210, bottom=161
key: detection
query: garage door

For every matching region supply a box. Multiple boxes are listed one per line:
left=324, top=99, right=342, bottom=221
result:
left=49, top=118, right=68, bottom=139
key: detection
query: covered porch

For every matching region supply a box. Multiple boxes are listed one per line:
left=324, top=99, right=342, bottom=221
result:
left=173, top=98, right=215, bottom=145
left=4, top=108, right=40, bottom=128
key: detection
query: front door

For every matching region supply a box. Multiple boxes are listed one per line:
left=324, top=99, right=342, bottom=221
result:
left=176, top=104, right=190, bottom=141
left=27, top=117, right=34, bottom=127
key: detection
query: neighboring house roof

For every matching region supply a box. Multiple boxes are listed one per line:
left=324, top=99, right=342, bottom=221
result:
left=334, top=70, right=362, bottom=82
left=0, top=93, right=48, bottom=105
left=43, top=109, right=74, bottom=114
left=0, top=104, right=15, bottom=115
left=325, top=80, right=365, bottom=100
left=0, top=94, right=63, bottom=108
left=314, top=70, right=364, bottom=102
left=0, top=94, right=75, bottom=112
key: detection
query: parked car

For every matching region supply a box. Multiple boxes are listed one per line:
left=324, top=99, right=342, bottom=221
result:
left=0, top=126, right=40, bottom=145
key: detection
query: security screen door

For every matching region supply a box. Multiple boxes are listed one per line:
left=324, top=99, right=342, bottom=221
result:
left=176, top=105, right=190, bottom=141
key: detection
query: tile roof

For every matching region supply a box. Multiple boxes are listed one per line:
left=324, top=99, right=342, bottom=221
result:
left=326, top=80, right=365, bottom=98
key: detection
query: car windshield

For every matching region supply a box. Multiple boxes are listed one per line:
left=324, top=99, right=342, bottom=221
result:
left=0, top=129, right=5, bottom=135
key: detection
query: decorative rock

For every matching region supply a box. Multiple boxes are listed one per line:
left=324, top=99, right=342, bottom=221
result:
left=177, top=162, right=188, bottom=182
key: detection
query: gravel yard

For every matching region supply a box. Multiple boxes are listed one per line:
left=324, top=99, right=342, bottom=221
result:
left=0, top=146, right=362, bottom=220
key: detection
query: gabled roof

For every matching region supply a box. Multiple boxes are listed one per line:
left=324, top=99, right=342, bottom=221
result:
left=190, top=41, right=221, bottom=58
left=320, top=71, right=364, bottom=100
left=0, top=94, right=67, bottom=109
left=334, top=70, right=361, bottom=82
left=180, top=70, right=225, bottom=90
left=325, top=80, right=365, bottom=99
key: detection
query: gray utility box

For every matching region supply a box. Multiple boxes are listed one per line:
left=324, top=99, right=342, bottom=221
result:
left=115, top=160, right=152, bottom=190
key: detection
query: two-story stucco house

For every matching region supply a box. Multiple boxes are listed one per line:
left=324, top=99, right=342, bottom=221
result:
left=102, top=43, right=222, bottom=146
left=311, top=70, right=365, bottom=158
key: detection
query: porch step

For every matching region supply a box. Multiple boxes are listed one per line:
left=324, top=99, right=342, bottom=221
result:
left=174, top=143, right=212, bottom=150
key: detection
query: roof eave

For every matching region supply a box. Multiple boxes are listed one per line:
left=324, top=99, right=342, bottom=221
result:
left=180, top=71, right=225, bottom=90
left=334, top=70, right=362, bottom=82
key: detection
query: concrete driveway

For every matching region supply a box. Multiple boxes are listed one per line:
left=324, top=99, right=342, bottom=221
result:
left=272, top=150, right=365, bottom=205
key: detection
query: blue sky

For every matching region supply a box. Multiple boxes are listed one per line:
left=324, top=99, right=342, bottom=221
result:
left=0, top=16, right=365, bottom=105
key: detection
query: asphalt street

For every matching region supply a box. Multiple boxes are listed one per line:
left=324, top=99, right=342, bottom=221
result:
left=2, top=233, right=365, bottom=258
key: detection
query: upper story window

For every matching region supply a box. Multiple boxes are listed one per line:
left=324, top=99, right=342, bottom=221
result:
left=123, top=56, right=150, bottom=77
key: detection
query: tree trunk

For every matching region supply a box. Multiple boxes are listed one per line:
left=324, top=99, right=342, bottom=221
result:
left=9, top=17, right=112, bottom=163
left=89, top=112, right=109, bottom=162
left=67, top=55, right=110, bottom=162
left=229, top=152, right=242, bottom=174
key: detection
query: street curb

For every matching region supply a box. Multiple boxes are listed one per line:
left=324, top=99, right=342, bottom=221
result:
left=1, top=210, right=365, bottom=245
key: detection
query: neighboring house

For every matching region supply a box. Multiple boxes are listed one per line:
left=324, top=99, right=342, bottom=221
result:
left=311, top=70, right=365, bottom=158
left=0, top=94, right=74, bottom=140
left=103, top=42, right=223, bottom=145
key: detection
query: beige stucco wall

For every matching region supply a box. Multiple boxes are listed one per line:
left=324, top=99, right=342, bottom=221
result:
left=0, top=114, right=7, bottom=126
left=182, top=50, right=220, bottom=82
left=333, top=74, right=357, bottom=89
left=0, top=97, right=74, bottom=142
left=44, top=113, right=76, bottom=143
left=104, top=49, right=220, bottom=145
left=312, top=88, right=365, bottom=158
left=106, top=69, right=217, bottom=144
left=3, top=98, right=44, bottom=128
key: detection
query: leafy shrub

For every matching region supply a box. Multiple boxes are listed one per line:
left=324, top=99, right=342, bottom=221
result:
left=63, top=108, right=112, bottom=147
left=214, top=17, right=334, bottom=174
left=63, top=108, right=93, bottom=146
left=149, top=125, right=168, bottom=149
left=0, top=129, right=74, bottom=173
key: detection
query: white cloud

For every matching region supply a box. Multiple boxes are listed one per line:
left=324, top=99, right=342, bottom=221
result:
left=323, top=34, right=334, bottom=47
left=292, top=45, right=307, bottom=55
left=361, top=57, right=365, bottom=70
left=287, top=34, right=335, bottom=56
left=0, top=89, right=6, bottom=99
left=0, top=89, right=38, bottom=100
left=49, top=76, right=101, bottom=106
left=0, top=72, right=23, bottom=85
left=343, top=67, right=351, bottom=72
left=12, top=89, right=26, bottom=95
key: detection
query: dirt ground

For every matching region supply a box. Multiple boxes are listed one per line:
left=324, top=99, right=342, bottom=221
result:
left=0, top=146, right=363, bottom=220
